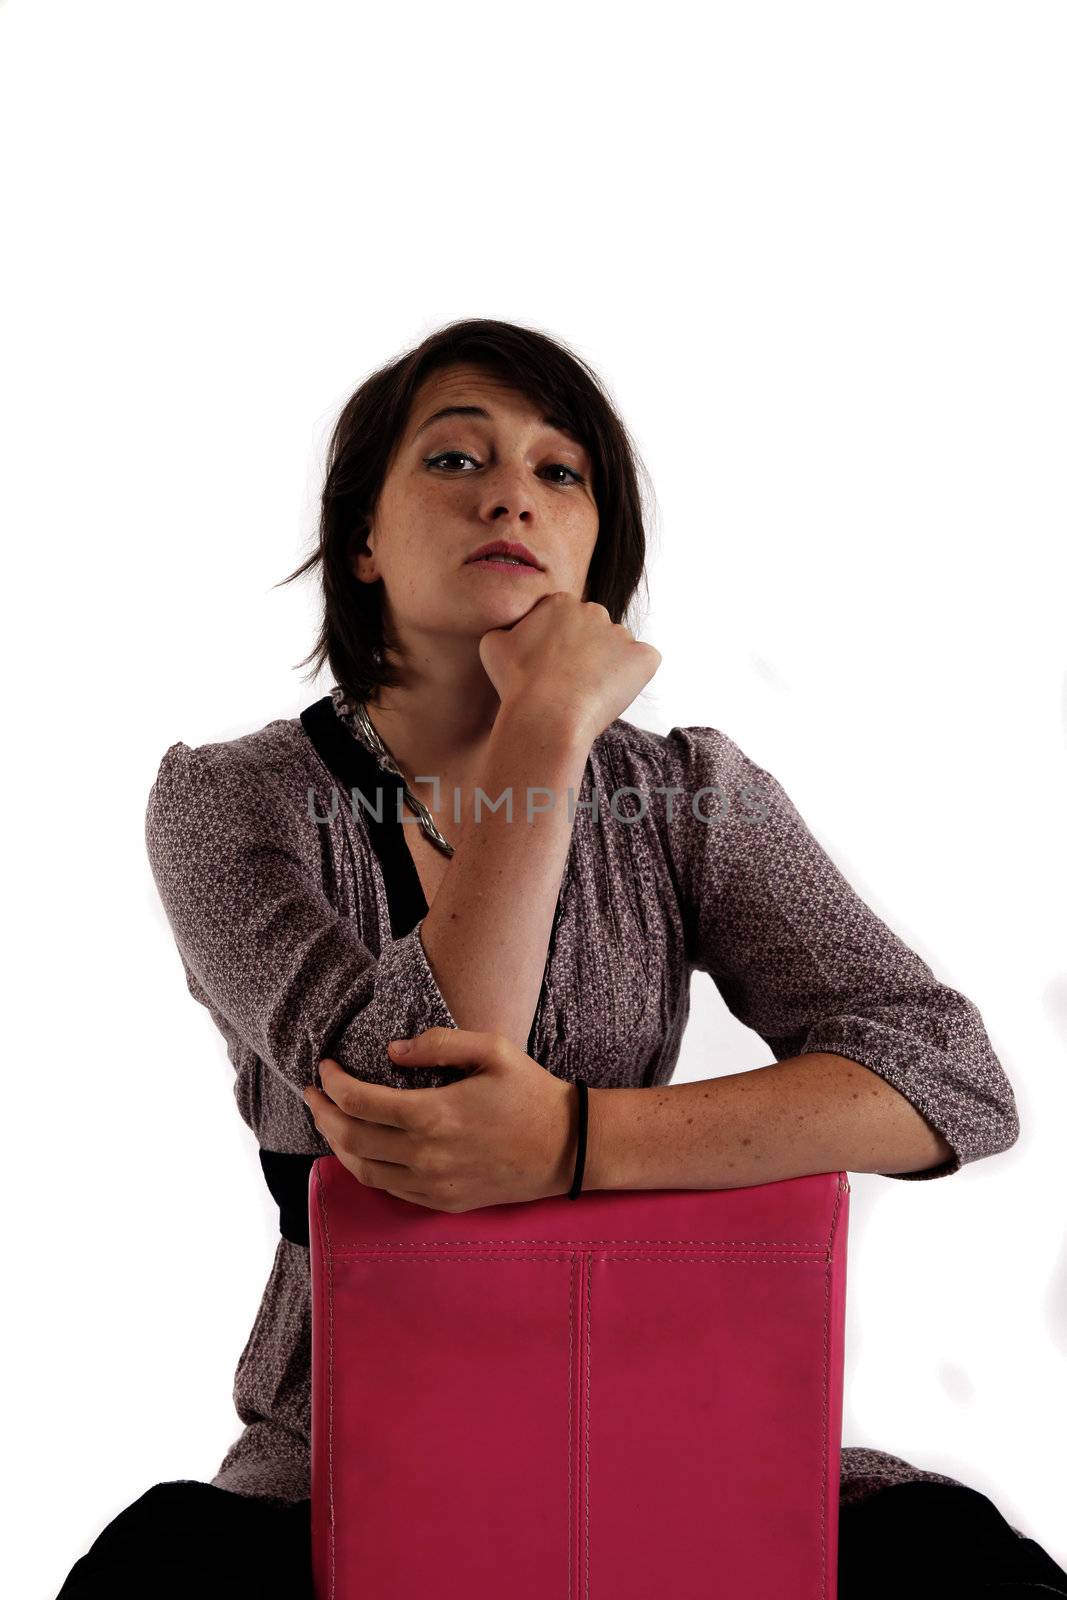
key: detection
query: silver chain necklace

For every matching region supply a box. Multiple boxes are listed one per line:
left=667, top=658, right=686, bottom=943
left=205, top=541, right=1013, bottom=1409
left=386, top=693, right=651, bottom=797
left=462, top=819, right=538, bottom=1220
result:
left=331, top=685, right=455, bottom=857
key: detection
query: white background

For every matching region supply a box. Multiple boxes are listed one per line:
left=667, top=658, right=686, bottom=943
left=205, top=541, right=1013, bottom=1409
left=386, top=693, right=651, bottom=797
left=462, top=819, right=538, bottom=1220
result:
left=2, top=1, right=1065, bottom=1592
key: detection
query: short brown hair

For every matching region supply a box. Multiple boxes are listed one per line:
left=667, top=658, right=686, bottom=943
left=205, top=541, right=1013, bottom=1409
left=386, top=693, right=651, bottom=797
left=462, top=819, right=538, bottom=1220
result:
left=279, top=317, right=655, bottom=701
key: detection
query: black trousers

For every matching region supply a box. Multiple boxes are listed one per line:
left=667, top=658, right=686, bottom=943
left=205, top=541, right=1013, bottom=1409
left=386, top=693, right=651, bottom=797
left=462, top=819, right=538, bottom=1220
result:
left=55, top=1476, right=1067, bottom=1599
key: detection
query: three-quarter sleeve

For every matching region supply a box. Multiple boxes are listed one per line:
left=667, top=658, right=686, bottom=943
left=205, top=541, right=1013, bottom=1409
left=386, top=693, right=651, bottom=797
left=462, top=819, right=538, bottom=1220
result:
left=661, top=725, right=1019, bottom=1180
left=144, top=737, right=459, bottom=1098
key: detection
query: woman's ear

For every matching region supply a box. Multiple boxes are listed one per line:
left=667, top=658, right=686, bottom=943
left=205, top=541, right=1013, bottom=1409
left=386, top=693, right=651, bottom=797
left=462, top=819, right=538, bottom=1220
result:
left=351, top=523, right=377, bottom=583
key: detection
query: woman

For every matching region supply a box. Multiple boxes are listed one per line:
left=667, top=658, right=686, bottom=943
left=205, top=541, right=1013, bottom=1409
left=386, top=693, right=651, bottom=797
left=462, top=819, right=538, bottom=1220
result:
left=57, top=318, right=1066, bottom=1597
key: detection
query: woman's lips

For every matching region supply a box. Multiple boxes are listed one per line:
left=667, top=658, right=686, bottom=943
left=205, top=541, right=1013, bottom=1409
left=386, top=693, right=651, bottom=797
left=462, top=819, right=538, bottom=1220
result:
left=465, top=557, right=541, bottom=574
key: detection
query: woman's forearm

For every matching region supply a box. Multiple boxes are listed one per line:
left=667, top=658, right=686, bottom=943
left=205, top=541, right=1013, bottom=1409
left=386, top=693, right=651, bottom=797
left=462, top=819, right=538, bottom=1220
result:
left=416, top=702, right=593, bottom=1051
left=582, top=1052, right=957, bottom=1190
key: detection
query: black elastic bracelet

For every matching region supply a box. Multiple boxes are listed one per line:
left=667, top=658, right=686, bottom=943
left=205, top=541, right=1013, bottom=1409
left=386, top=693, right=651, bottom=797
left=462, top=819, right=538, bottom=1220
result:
left=567, top=1079, right=588, bottom=1200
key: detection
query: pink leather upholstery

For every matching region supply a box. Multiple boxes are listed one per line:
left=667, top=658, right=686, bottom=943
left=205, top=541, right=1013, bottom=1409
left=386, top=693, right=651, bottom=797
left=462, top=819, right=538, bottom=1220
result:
left=309, top=1160, right=849, bottom=1599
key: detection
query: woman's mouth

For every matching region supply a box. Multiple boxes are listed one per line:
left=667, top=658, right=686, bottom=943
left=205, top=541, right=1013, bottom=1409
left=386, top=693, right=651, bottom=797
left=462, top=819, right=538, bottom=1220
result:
left=466, top=556, right=541, bottom=573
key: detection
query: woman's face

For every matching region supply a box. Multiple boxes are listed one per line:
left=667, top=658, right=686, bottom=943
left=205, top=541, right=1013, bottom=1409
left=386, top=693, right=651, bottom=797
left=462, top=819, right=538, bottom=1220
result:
left=354, top=363, right=599, bottom=648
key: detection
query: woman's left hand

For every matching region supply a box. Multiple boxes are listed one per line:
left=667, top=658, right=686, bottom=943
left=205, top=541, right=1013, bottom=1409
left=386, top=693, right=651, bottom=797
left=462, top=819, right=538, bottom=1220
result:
left=302, top=1028, right=578, bottom=1213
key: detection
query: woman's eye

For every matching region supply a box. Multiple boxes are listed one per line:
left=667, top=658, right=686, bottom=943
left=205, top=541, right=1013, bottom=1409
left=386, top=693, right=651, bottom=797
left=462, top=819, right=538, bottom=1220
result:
left=424, top=451, right=477, bottom=473
left=424, top=451, right=585, bottom=486
left=544, top=462, right=586, bottom=486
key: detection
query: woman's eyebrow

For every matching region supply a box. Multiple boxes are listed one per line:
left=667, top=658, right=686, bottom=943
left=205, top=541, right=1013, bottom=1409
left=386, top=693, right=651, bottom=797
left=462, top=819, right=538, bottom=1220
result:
left=411, top=404, right=581, bottom=445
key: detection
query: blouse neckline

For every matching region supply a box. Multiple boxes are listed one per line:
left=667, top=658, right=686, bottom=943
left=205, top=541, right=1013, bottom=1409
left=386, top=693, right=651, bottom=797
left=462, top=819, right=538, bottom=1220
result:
left=300, top=693, right=430, bottom=936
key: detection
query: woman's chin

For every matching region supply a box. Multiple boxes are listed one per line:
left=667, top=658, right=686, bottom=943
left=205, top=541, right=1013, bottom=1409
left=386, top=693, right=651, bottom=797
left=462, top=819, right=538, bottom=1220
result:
left=455, top=582, right=545, bottom=624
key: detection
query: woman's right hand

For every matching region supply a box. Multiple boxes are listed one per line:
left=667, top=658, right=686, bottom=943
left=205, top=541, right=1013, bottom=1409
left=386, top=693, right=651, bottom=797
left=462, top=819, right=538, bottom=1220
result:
left=478, top=591, right=662, bottom=743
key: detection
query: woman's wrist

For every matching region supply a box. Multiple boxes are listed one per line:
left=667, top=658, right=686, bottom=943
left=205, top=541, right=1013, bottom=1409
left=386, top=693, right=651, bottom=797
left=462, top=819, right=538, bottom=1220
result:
left=493, top=694, right=597, bottom=759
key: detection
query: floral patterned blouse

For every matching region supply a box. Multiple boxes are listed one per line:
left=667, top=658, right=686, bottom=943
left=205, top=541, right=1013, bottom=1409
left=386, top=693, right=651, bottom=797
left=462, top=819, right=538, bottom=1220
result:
left=143, top=687, right=1020, bottom=1517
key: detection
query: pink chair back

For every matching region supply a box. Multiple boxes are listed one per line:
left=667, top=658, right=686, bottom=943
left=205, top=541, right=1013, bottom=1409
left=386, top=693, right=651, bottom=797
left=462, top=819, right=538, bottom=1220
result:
left=309, top=1161, right=849, bottom=1599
